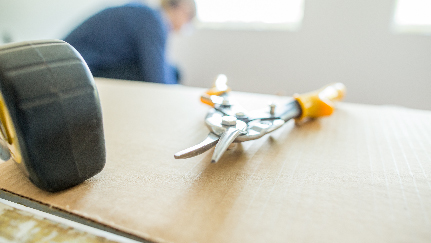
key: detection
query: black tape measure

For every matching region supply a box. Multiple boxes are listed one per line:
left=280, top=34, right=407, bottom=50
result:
left=0, top=40, right=105, bottom=192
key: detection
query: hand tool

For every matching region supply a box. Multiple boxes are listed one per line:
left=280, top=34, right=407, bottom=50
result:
left=175, top=74, right=346, bottom=163
left=0, top=40, right=105, bottom=192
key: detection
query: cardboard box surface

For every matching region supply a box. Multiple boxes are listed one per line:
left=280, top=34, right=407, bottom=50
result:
left=1, top=79, right=431, bottom=243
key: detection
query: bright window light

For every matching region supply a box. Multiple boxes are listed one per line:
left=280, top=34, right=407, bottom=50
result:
left=194, top=0, right=304, bottom=30
left=393, top=0, right=431, bottom=34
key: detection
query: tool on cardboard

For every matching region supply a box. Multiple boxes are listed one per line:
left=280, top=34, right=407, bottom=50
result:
left=0, top=40, right=105, bottom=192
left=175, top=74, right=346, bottom=163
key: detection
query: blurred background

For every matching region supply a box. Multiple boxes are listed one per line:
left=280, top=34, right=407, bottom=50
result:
left=1, top=0, right=430, bottom=109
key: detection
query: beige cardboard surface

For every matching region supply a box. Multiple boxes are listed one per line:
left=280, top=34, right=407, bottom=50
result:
left=1, top=78, right=431, bottom=243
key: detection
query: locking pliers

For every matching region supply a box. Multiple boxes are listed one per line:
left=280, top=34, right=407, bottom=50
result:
left=175, top=75, right=346, bottom=163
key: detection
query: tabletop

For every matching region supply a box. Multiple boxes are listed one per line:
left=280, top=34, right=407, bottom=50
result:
left=1, top=78, right=431, bottom=243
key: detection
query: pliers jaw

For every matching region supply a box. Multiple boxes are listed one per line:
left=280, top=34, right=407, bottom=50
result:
left=175, top=74, right=292, bottom=163
left=175, top=100, right=286, bottom=163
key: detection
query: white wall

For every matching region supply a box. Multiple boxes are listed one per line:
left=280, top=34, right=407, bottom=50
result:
left=170, top=0, right=431, bottom=110
left=1, top=0, right=430, bottom=109
left=0, top=0, right=157, bottom=41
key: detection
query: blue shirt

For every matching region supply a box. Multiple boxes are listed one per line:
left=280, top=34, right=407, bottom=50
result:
left=64, top=3, right=178, bottom=84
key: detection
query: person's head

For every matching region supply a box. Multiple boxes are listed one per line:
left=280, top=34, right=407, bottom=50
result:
left=161, top=0, right=196, bottom=31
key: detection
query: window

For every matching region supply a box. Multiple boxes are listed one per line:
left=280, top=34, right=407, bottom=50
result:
left=393, top=0, right=431, bottom=34
left=194, top=0, right=304, bottom=30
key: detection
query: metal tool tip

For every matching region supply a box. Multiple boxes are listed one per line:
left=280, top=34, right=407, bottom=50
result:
left=211, top=159, right=217, bottom=163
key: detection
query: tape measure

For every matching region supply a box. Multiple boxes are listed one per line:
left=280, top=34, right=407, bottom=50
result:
left=0, top=40, right=105, bottom=192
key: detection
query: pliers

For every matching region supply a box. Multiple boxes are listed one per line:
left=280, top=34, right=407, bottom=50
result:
left=175, top=74, right=346, bottom=163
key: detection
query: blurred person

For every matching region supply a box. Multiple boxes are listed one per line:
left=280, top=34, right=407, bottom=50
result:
left=64, top=0, right=196, bottom=84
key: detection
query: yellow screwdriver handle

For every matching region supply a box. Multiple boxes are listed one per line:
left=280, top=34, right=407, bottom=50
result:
left=294, top=83, right=346, bottom=122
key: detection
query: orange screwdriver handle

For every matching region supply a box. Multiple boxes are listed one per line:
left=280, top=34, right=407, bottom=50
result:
left=294, top=83, right=346, bottom=122
left=200, top=74, right=231, bottom=107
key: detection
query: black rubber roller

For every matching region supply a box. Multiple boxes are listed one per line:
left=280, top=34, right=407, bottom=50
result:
left=0, top=40, right=105, bottom=192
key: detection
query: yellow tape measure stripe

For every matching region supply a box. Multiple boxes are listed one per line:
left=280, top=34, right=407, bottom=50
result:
left=0, top=92, right=23, bottom=164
